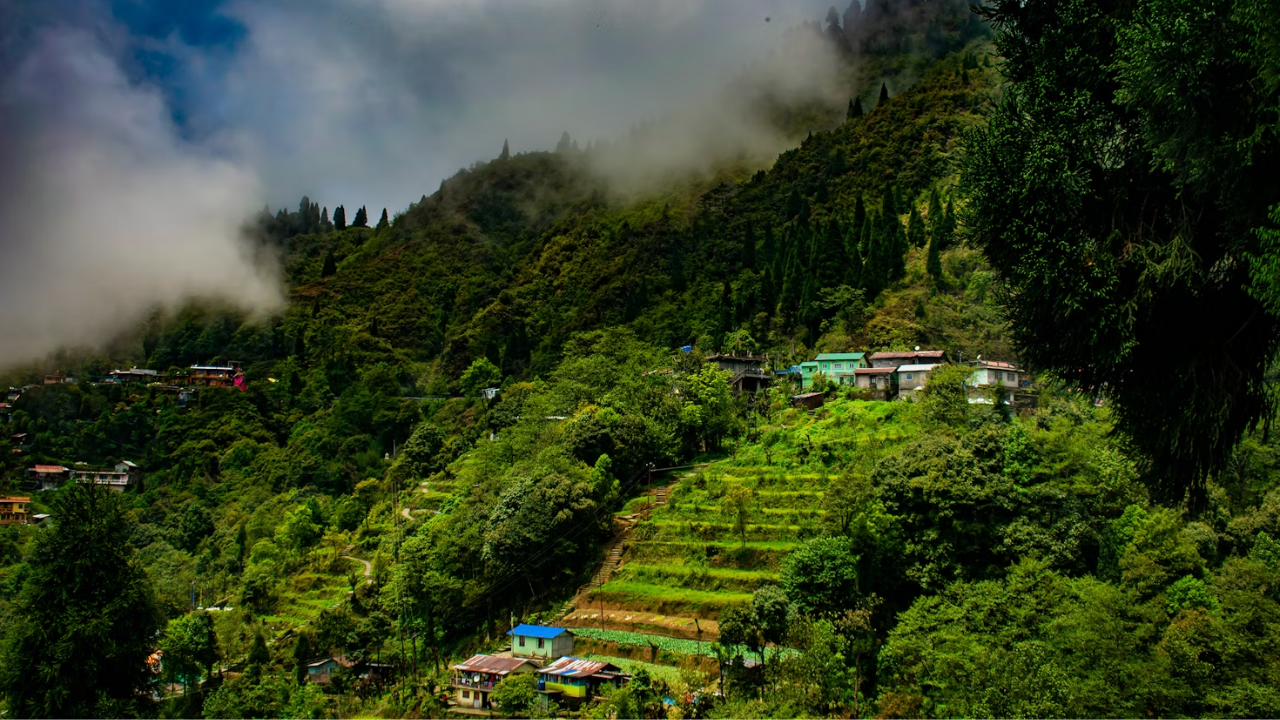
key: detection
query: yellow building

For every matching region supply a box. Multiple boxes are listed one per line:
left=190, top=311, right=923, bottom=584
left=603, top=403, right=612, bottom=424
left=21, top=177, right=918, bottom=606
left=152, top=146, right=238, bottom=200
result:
left=0, top=496, right=30, bottom=525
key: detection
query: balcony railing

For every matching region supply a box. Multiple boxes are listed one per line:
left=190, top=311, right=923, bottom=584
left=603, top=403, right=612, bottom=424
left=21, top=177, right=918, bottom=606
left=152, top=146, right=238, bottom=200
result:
left=452, top=676, right=497, bottom=690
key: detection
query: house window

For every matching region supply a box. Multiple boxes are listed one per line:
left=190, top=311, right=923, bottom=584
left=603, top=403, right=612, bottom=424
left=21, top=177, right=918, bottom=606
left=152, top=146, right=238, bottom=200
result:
left=537, top=638, right=545, bottom=649
left=905, top=374, right=913, bottom=380
left=463, top=691, right=471, bottom=699
left=518, top=636, right=525, bottom=647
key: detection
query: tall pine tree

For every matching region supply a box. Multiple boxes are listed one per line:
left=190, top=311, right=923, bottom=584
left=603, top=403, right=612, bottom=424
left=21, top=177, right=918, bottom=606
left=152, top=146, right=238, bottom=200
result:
left=878, top=81, right=890, bottom=107
left=499, top=139, right=510, bottom=160
left=907, top=206, right=926, bottom=248
left=926, top=229, right=944, bottom=280
left=353, top=206, right=368, bottom=228
left=927, top=188, right=944, bottom=245
left=334, top=205, right=347, bottom=230
left=377, top=208, right=389, bottom=230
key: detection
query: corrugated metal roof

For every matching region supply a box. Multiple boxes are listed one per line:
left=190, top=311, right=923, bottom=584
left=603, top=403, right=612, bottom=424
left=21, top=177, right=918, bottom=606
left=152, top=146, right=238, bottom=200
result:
left=870, top=350, right=945, bottom=360
left=539, top=656, right=622, bottom=678
left=508, top=624, right=569, bottom=639
left=853, top=367, right=895, bottom=374
left=33, top=465, right=67, bottom=472
left=815, top=353, right=865, bottom=361
left=452, top=654, right=540, bottom=674
left=896, top=364, right=941, bottom=372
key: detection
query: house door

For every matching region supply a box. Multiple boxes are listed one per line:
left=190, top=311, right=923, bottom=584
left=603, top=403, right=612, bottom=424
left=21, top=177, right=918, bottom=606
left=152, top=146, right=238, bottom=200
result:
left=473, top=695, right=482, bottom=709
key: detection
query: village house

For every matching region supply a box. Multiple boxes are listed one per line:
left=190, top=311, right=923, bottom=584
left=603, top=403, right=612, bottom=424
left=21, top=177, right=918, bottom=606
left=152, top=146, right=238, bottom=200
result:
left=450, top=654, right=541, bottom=710
left=0, top=496, right=30, bottom=525
left=74, top=461, right=141, bottom=493
left=188, top=362, right=242, bottom=388
left=969, top=360, right=1022, bottom=389
left=896, top=363, right=942, bottom=396
left=508, top=624, right=575, bottom=660
left=799, top=361, right=820, bottom=388
left=11, top=434, right=29, bottom=454
left=853, top=366, right=896, bottom=391
left=536, top=656, right=629, bottom=702
left=109, top=367, right=162, bottom=384
left=44, top=372, right=75, bottom=385
left=305, top=656, right=393, bottom=686
left=811, top=353, right=868, bottom=387
left=868, top=350, right=946, bottom=368
left=27, top=464, right=69, bottom=491
left=0, top=403, right=11, bottom=423
left=707, top=354, right=772, bottom=393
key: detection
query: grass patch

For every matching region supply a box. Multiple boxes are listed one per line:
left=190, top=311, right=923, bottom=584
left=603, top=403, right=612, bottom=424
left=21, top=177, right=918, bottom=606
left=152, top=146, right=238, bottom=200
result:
left=588, top=580, right=751, bottom=616
left=583, top=655, right=683, bottom=684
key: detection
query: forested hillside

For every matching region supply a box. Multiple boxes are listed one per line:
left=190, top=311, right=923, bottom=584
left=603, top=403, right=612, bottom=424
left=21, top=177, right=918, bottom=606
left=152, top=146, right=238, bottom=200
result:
left=2, top=0, right=1278, bottom=718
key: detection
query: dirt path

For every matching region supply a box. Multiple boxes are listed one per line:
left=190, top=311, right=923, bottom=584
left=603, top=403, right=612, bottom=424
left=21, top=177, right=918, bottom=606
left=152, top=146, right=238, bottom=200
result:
left=401, top=506, right=414, bottom=521
left=342, top=554, right=373, bottom=584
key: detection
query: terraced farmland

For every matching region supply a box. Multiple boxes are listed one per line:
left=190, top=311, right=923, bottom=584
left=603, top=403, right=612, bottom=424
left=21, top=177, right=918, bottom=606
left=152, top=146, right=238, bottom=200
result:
left=560, top=397, right=918, bottom=676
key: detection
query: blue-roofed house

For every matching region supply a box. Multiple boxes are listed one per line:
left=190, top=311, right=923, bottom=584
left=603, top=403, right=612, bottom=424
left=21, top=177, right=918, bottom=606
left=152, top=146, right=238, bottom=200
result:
left=508, top=624, right=575, bottom=659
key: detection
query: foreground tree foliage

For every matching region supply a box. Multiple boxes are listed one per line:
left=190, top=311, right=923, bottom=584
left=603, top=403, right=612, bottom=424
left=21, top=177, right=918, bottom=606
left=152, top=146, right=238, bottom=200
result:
left=0, top=484, right=160, bottom=718
left=962, top=0, right=1280, bottom=501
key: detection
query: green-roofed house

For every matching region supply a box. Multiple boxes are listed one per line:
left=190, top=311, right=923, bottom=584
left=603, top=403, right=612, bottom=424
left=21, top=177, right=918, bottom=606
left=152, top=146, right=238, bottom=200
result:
left=799, top=361, right=820, bottom=389
left=805, top=353, right=867, bottom=388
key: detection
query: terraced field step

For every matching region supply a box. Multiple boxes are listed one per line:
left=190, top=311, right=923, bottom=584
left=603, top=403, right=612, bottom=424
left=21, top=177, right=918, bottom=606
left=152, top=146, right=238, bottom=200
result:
left=562, top=608, right=721, bottom=640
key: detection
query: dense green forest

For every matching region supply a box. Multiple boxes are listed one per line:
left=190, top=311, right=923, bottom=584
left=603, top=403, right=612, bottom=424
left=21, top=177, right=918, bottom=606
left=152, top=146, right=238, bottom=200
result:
left=2, top=0, right=1279, bottom=717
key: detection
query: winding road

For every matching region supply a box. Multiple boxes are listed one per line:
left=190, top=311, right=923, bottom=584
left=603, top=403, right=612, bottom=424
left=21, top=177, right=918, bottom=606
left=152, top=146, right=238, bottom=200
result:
left=342, top=554, right=373, bottom=585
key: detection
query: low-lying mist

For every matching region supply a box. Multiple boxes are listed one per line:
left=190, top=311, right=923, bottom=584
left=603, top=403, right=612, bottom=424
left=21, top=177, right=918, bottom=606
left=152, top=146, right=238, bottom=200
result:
left=0, top=29, right=282, bottom=369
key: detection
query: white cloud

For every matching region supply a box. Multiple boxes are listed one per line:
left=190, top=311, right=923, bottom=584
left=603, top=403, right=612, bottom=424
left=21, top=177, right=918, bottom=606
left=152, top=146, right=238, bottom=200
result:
left=0, top=28, right=282, bottom=367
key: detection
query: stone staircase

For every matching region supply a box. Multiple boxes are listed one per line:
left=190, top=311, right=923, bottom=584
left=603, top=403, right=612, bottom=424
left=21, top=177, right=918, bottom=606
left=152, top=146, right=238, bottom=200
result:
left=586, top=524, right=630, bottom=590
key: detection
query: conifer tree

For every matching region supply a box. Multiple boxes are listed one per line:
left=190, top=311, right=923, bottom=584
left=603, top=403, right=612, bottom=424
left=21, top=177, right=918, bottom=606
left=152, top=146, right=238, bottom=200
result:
left=762, top=224, right=777, bottom=268
left=882, top=192, right=906, bottom=282
left=786, top=188, right=803, bottom=219
left=938, top=199, right=956, bottom=251
left=926, top=229, right=943, bottom=280
left=500, top=139, right=510, bottom=160
left=817, top=217, right=848, bottom=289
left=927, top=188, right=943, bottom=244
left=321, top=250, right=337, bottom=279
left=742, top=225, right=757, bottom=270
left=907, top=206, right=926, bottom=248
left=353, top=206, right=368, bottom=228
left=556, top=131, right=572, bottom=153
left=334, top=205, right=347, bottom=230
left=321, top=206, right=330, bottom=227
left=848, top=97, right=865, bottom=119
left=878, top=81, right=890, bottom=106
left=377, top=208, right=389, bottom=230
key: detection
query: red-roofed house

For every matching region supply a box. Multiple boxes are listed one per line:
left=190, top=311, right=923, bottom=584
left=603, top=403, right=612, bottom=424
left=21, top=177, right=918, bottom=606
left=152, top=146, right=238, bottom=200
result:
left=27, top=465, right=69, bottom=491
left=450, top=654, right=542, bottom=709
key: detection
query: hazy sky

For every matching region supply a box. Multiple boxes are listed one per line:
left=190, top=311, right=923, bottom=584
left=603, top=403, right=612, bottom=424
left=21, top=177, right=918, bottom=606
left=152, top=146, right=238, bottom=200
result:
left=0, top=0, right=842, bottom=364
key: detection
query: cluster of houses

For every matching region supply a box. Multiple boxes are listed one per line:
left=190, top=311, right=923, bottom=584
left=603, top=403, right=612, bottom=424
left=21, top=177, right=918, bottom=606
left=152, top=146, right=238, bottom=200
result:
left=450, top=624, right=630, bottom=711
left=706, top=349, right=1024, bottom=403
